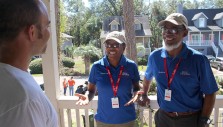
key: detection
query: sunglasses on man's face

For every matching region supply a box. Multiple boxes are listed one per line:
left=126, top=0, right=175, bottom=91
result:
left=161, top=27, right=185, bottom=34
left=105, top=43, right=121, bottom=48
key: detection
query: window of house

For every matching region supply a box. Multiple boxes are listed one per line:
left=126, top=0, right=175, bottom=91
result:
left=222, top=19, right=223, bottom=27
left=192, top=34, right=200, bottom=41
left=199, top=18, right=205, bottom=27
left=111, top=24, right=118, bottom=31
left=209, top=34, right=214, bottom=41
left=135, top=23, right=141, bottom=30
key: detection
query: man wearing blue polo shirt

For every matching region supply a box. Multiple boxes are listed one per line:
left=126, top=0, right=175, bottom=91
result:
left=138, top=13, right=218, bottom=127
left=76, top=31, right=141, bottom=127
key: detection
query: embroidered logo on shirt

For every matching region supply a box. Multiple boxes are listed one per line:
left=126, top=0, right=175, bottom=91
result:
left=180, top=71, right=190, bottom=76
left=158, top=71, right=165, bottom=74
left=122, top=72, right=129, bottom=76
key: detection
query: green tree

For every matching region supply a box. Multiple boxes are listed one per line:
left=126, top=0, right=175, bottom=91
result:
left=64, top=46, right=74, bottom=58
left=63, top=0, right=102, bottom=47
left=73, top=45, right=102, bottom=74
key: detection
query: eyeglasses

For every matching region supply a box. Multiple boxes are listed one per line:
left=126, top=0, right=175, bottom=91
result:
left=105, top=43, right=121, bottom=48
left=161, top=27, right=185, bottom=34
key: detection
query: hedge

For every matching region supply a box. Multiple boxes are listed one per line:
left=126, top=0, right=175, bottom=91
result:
left=29, top=58, right=42, bottom=74
left=62, top=57, right=75, bottom=68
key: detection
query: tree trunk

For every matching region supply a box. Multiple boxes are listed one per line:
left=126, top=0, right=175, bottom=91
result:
left=123, top=0, right=137, bottom=63
left=84, top=56, right=90, bottom=75
left=55, top=0, right=63, bottom=74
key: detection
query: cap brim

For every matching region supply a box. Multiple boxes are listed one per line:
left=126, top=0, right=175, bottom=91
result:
left=103, top=37, right=124, bottom=44
left=158, top=20, right=180, bottom=27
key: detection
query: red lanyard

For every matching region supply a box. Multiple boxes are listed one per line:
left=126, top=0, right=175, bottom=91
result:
left=164, top=58, right=182, bottom=89
left=106, top=66, right=124, bottom=97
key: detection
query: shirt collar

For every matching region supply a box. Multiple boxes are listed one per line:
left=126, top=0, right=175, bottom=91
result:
left=102, top=55, right=127, bottom=67
left=161, top=42, right=189, bottom=59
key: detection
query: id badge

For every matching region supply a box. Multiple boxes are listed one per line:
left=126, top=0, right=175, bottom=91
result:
left=164, top=89, right=171, bottom=101
left=111, top=97, right=119, bottom=108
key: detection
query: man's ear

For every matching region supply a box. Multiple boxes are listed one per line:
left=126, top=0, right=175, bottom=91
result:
left=122, top=43, right=126, bottom=50
left=27, top=25, right=37, bottom=41
left=183, top=29, right=188, bottom=37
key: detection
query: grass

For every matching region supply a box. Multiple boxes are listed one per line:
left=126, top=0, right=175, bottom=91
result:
left=73, top=57, right=85, bottom=74
left=32, top=74, right=43, bottom=77
left=73, top=56, right=147, bottom=73
left=138, top=65, right=147, bottom=72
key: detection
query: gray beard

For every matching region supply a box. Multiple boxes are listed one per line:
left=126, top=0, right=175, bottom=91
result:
left=162, top=40, right=182, bottom=51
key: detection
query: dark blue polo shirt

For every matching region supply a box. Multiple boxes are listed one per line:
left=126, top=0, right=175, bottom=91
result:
left=145, top=42, right=218, bottom=112
left=89, top=55, right=140, bottom=124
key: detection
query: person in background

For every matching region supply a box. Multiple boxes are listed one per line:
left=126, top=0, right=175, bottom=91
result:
left=68, top=76, right=75, bottom=96
left=0, top=0, right=58, bottom=126
left=63, top=78, right=68, bottom=96
left=137, top=13, right=218, bottom=127
left=75, top=81, right=88, bottom=95
left=76, top=31, right=141, bottom=127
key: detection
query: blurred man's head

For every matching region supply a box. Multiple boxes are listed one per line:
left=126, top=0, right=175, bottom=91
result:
left=0, top=0, right=50, bottom=55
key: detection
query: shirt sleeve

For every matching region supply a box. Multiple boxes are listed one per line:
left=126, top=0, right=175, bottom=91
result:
left=199, top=56, right=219, bottom=94
left=88, top=64, right=96, bottom=85
left=145, top=55, right=154, bottom=80
left=0, top=100, right=58, bottom=127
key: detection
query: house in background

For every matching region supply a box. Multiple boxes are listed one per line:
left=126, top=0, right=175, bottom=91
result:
left=60, top=33, right=74, bottom=57
left=100, top=15, right=152, bottom=57
left=181, top=8, right=223, bottom=57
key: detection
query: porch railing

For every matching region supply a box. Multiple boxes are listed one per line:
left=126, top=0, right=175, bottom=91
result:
left=58, top=95, right=223, bottom=127
left=186, top=40, right=212, bottom=46
left=219, top=41, right=223, bottom=53
left=211, top=42, right=219, bottom=57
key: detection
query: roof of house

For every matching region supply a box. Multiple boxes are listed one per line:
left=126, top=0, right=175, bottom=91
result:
left=183, top=8, right=223, bottom=26
left=214, top=12, right=223, bottom=20
left=100, top=15, right=152, bottom=38
left=192, top=12, right=208, bottom=20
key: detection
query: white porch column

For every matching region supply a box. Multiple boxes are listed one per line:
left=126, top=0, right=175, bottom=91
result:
left=42, top=0, right=61, bottom=126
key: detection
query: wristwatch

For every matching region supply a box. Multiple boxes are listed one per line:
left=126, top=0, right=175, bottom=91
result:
left=200, top=117, right=212, bottom=125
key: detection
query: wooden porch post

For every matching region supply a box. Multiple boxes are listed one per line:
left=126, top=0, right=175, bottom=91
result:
left=42, top=0, right=61, bottom=126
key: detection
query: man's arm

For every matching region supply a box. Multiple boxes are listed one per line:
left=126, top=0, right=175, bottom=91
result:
left=142, top=77, right=152, bottom=96
left=124, top=81, right=141, bottom=106
left=137, top=77, right=152, bottom=106
left=198, top=92, right=216, bottom=126
left=86, top=83, right=96, bottom=102
left=201, top=92, right=216, bottom=117
left=75, top=82, right=96, bottom=105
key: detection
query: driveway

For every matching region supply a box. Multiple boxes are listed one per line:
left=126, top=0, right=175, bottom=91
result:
left=33, top=76, right=88, bottom=96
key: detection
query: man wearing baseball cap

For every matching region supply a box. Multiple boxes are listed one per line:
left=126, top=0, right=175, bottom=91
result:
left=76, top=31, right=141, bottom=127
left=138, top=13, right=218, bottom=127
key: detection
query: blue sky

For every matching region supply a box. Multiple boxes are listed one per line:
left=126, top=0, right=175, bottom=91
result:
left=83, top=0, right=90, bottom=7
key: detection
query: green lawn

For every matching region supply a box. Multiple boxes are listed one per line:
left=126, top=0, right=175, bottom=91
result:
left=73, top=57, right=85, bottom=74
left=32, top=74, right=43, bottom=77
left=138, top=65, right=147, bottom=72
left=72, top=57, right=147, bottom=74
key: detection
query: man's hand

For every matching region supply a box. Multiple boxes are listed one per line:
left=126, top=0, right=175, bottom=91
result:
left=124, top=91, right=144, bottom=106
left=137, top=94, right=150, bottom=107
left=75, top=93, right=89, bottom=105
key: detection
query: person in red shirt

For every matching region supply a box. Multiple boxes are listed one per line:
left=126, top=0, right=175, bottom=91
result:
left=63, top=78, right=68, bottom=96
left=68, top=76, right=75, bottom=96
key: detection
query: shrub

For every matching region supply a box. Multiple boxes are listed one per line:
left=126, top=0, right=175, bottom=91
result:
left=29, top=58, right=42, bottom=74
left=60, top=67, right=85, bottom=76
left=90, top=54, right=100, bottom=63
left=138, top=57, right=148, bottom=65
left=62, top=57, right=75, bottom=68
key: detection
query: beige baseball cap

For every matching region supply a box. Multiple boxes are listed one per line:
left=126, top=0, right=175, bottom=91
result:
left=158, top=13, right=188, bottom=29
left=104, top=31, right=126, bottom=44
